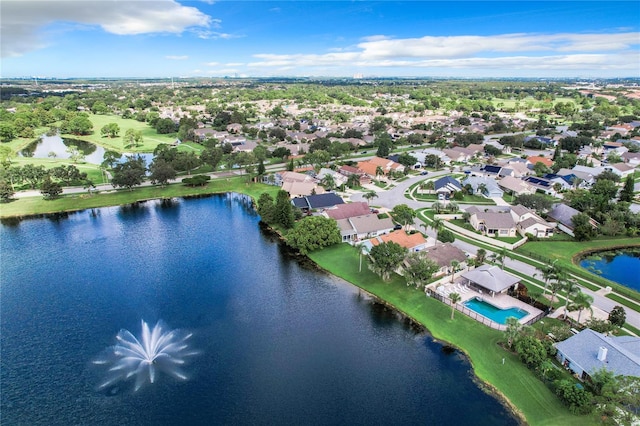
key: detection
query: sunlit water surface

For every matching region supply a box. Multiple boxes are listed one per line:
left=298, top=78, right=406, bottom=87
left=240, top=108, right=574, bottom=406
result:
left=1, top=195, right=517, bottom=425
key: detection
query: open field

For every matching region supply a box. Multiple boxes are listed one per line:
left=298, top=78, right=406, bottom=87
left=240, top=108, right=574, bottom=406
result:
left=309, top=244, right=590, bottom=426
left=77, top=114, right=178, bottom=152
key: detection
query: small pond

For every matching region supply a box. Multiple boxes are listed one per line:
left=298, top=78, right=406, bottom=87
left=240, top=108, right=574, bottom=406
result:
left=580, top=249, right=640, bottom=291
left=20, top=134, right=154, bottom=166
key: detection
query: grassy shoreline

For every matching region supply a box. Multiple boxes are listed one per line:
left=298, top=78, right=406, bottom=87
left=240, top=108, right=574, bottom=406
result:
left=0, top=180, right=602, bottom=424
left=309, top=245, right=590, bottom=426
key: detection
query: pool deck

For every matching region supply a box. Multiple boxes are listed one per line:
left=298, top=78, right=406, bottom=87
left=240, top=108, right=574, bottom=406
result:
left=429, top=278, right=544, bottom=326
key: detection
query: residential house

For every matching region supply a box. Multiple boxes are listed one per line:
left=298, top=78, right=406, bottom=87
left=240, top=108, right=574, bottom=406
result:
left=522, top=176, right=555, bottom=195
left=527, top=156, right=554, bottom=169
left=461, top=265, right=520, bottom=297
left=547, top=203, right=598, bottom=237
left=556, top=168, right=595, bottom=188
left=510, top=204, right=556, bottom=238
left=283, top=181, right=325, bottom=198
left=337, top=165, right=371, bottom=185
left=605, top=162, right=635, bottom=179
left=497, top=176, right=535, bottom=196
left=622, top=151, right=640, bottom=167
left=462, top=176, right=504, bottom=198
left=555, top=329, right=640, bottom=381
left=337, top=214, right=395, bottom=242
left=324, top=202, right=371, bottom=220
left=316, top=168, right=348, bottom=187
left=292, top=193, right=344, bottom=213
left=467, top=208, right=517, bottom=238
left=367, top=230, right=428, bottom=252
left=357, top=156, right=405, bottom=178
left=443, top=148, right=471, bottom=163
left=421, top=243, right=468, bottom=277
left=434, top=176, right=463, bottom=197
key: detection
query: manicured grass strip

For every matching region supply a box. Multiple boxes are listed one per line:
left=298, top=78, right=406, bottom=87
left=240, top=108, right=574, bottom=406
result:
left=607, top=294, right=640, bottom=313
left=624, top=323, right=640, bottom=336
left=0, top=177, right=279, bottom=218
left=309, top=244, right=589, bottom=426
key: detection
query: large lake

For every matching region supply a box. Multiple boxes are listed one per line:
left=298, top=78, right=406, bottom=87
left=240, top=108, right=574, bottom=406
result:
left=0, top=195, right=517, bottom=425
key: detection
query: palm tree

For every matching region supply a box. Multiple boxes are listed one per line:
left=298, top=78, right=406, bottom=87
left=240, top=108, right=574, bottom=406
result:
left=504, top=317, right=522, bottom=349
left=375, top=166, right=385, bottom=180
left=477, top=182, right=487, bottom=196
left=363, top=190, right=378, bottom=206
left=346, top=173, right=360, bottom=189
left=431, top=217, right=444, bottom=242
left=538, top=261, right=559, bottom=297
left=570, top=291, right=594, bottom=324
left=449, top=292, right=461, bottom=319
left=476, top=248, right=487, bottom=264
left=320, top=174, right=335, bottom=191
left=562, top=279, right=581, bottom=320
left=450, top=260, right=460, bottom=283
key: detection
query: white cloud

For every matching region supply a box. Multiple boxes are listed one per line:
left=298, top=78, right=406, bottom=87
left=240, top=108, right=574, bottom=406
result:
left=166, top=55, right=189, bottom=60
left=205, top=62, right=220, bottom=66
left=248, top=32, right=639, bottom=74
left=225, top=62, right=244, bottom=66
left=1, top=0, right=212, bottom=57
left=196, top=31, right=241, bottom=40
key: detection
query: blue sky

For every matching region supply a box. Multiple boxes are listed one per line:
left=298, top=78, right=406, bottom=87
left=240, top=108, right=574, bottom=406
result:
left=2, top=1, right=639, bottom=78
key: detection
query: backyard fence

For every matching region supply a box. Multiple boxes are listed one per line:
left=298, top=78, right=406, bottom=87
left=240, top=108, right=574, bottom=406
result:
left=426, top=288, right=506, bottom=331
left=426, top=288, right=545, bottom=331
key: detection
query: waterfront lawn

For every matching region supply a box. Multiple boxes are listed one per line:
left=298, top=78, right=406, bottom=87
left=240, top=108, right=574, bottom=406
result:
left=0, top=177, right=279, bottom=218
left=519, top=238, right=640, bottom=304
left=309, top=244, right=590, bottom=426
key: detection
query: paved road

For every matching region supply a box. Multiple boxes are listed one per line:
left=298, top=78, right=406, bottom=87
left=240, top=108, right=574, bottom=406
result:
left=348, top=174, right=640, bottom=330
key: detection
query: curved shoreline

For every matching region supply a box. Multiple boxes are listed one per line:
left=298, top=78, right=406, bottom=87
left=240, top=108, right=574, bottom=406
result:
left=1, top=188, right=575, bottom=425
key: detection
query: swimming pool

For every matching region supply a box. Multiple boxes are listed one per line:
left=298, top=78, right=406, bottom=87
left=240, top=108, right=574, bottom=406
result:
left=463, top=297, right=528, bottom=325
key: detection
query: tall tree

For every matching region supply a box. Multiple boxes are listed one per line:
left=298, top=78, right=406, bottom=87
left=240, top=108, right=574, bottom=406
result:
left=368, top=242, right=406, bottom=281
left=620, top=175, right=635, bottom=203
left=111, top=155, right=146, bottom=190
left=286, top=216, right=341, bottom=255
left=403, top=253, right=439, bottom=289
left=391, top=204, right=417, bottom=230
left=275, top=190, right=295, bottom=229
left=363, top=190, right=378, bottom=206
left=562, top=279, right=581, bottom=320
left=40, top=176, right=63, bottom=199
left=569, top=291, right=593, bottom=324
left=449, top=292, right=461, bottom=319
left=149, top=159, right=176, bottom=187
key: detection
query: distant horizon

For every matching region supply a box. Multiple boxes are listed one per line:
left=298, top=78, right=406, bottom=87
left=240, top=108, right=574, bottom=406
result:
left=2, top=1, right=639, bottom=79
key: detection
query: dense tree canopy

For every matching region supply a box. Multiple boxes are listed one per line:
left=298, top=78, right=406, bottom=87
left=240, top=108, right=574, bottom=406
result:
left=111, top=155, right=146, bottom=190
left=368, top=242, right=406, bottom=281
left=286, top=216, right=341, bottom=255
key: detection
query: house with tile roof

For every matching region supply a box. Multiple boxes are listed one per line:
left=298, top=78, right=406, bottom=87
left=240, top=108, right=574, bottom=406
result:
left=497, top=176, right=535, bottom=196
left=461, top=265, right=520, bottom=296
left=420, top=243, right=468, bottom=277
left=467, top=208, right=517, bottom=238
left=527, top=156, right=554, bottom=168
left=510, top=205, right=556, bottom=238
left=366, top=230, right=428, bottom=252
left=336, top=214, right=395, bottom=242
left=555, top=329, right=640, bottom=381
left=357, top=156, right=405, bottom=178
left=547, top=203, right=598, bottom=237
left=434, top=176, right=463, bottom=196
left=462, top=176, right=504, bottom=198
left=324, top=202, right=371, bottom=220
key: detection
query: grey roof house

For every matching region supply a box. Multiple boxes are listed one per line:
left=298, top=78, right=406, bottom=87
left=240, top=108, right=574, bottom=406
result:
left=555, top=328, right=640, bottom=381
left=547, top=203, right=598, bottom=237
left=461, top=265, right=520, bottom=296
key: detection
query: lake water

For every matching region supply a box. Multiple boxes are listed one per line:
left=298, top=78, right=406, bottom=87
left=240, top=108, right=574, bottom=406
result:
left=0, top=195, right=517, bottom=425
left=580, top=250, right=640, bottom=291
left=20, top=134, right=154, bottom=166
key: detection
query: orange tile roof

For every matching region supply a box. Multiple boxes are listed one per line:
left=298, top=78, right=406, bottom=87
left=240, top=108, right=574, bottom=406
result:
left=527, top=156, right=553, bottom=167
left=370, top=230, right=426, bottom=250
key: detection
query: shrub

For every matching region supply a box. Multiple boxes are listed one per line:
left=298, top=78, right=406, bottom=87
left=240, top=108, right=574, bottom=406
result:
left=182, top=175, right=210, bottom=187
left=555, top=379, right=593, bottom=415
left=437, top=229, right=455, bottom=243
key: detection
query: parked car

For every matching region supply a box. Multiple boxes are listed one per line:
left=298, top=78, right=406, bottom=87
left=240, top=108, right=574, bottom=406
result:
left=420, top=171, right=428, bottom=175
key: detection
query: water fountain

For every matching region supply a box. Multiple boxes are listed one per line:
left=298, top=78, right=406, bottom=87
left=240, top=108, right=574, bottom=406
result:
left=93, top=320, right=198, bottom=392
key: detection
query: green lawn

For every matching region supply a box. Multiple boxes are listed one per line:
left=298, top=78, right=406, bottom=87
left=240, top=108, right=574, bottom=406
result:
left=0, top=177, right=279, bottom=218
left=309, top=244, right=590, bottom=426
left=518, top=238, right=640, bottom=304
left=75, top=113, right=178, bottom=152
left=11, top=156, right=109, bottom=185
